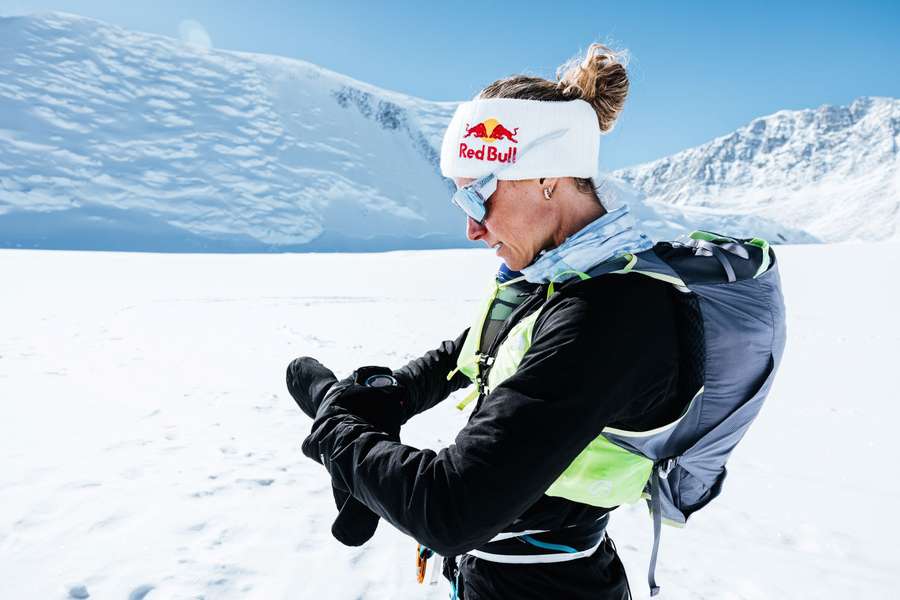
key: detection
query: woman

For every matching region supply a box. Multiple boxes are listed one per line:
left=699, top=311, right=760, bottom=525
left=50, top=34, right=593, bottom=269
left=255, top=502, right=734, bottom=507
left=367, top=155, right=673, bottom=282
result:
left=290, top=44, right=692, bottom=599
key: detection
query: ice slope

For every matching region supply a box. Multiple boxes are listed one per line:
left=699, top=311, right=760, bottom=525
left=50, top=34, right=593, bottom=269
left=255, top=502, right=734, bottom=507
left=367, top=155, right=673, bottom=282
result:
left=0, top=12, right=462, bottom=251
left=613, top=97, right=900, bottom=243
left=0, top=245, right=896, bottom=599
left=0, top=12, right=882, bottom=252
left=598, top=176, right=818, bottom=244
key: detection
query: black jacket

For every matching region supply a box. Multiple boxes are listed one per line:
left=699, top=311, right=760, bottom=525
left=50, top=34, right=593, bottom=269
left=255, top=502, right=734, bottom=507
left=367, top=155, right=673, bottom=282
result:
left=318, top=273, right=684, bottom=558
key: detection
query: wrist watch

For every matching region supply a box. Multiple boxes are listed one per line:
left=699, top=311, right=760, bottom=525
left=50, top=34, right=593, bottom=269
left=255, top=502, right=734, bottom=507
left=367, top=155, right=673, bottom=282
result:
left=353, top=366, right=398, bottom=388
left=365, top=373, right=398, bottom=388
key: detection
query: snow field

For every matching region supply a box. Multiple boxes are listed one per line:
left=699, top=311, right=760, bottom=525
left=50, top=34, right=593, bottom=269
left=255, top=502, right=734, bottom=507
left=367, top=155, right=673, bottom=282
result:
left=0, top=244, right=897, bottom=598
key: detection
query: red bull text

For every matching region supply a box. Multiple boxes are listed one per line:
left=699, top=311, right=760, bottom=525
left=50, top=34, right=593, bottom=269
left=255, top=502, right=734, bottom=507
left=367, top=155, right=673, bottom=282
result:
left=458, top=143, right=518, bottom=163
left=459, top=119, right=519, bottom=163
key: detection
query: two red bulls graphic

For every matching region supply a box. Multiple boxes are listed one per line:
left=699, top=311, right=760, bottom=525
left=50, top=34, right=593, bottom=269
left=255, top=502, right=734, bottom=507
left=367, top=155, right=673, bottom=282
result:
left=463, top=122, right=519, bottom=143
left=460, top=120, right=519, bottom=164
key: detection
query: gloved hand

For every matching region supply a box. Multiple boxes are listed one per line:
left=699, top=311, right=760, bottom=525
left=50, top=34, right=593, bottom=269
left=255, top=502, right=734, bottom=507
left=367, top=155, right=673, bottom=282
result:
left=312, top=366, right=406, bottom=437
left=287, top=359, right=403, bottom=547
left=286, top=356, right=338, bottom=419
left=330, top=484, right=380, bottom=546
left=301, top=366, right=408, bottom=545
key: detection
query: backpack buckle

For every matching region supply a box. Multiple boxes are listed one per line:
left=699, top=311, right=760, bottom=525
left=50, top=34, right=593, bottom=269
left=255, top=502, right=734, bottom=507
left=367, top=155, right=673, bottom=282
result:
left=477, top=354, right=495, bottom=367
left=658, top=458, right=677, bottom=480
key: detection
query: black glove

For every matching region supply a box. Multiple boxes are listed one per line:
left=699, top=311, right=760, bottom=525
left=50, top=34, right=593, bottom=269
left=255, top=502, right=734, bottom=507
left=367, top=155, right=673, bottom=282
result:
left=321, top=366, right=406, bottom=437
left=330, top=484, right=380, bottom=546
left=301, top=367, right=407, bottom=545
left=287, top=360, right=401, bottom=547
left=286, top=356, right=338, bottom=419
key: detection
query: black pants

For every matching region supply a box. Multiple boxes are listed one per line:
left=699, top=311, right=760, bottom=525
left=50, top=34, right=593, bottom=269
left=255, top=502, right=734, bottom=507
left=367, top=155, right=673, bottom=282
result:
left=446, top=536, right=631, bottom=600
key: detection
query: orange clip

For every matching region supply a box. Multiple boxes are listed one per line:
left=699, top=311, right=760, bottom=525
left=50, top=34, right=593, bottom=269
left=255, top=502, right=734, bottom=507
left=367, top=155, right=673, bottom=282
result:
left=416, top=544, right=432, bottom=584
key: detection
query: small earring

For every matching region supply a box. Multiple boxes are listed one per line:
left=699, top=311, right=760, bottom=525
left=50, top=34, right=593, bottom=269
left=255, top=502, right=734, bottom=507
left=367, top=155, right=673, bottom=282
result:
left=543, top=188, right=552, bottom=200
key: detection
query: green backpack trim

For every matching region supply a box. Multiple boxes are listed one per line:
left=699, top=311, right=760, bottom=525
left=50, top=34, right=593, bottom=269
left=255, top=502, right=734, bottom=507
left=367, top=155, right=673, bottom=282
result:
left=451, top=259, right=684, bottom=510
left=544, top=437, right=654, bottom=507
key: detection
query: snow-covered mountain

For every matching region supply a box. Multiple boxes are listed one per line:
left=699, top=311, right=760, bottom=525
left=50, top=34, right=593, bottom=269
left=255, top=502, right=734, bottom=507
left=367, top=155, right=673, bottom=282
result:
left=0, top=12, right=895, bottom=250
left=0, top=12, right=461, bottom=251
left=613, top=97, right=900, bottom=243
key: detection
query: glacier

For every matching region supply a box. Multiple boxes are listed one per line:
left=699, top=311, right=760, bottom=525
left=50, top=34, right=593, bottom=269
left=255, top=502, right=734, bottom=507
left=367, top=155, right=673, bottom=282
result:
left=0, top=12, right=896, bottom=250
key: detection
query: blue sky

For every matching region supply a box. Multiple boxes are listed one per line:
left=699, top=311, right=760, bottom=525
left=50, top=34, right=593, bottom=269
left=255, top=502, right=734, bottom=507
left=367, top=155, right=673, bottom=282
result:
left=2, top=0, right=897, bottom=169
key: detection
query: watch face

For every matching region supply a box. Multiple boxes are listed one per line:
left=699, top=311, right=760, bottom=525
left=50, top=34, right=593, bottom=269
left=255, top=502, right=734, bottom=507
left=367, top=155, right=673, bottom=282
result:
left=364, top=374, right=397, bottom=388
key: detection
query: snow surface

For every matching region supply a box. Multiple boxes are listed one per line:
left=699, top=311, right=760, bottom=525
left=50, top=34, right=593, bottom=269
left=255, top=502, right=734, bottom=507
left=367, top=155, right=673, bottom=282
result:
left=1, top=244, right=897, bottom=599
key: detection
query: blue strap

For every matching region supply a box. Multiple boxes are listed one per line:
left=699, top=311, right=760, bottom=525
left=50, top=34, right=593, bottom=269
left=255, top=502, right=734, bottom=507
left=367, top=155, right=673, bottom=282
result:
left=450, top=565, right=460, bottom=600
left=648, top=464, right=663, bottom=596
left=520, top=534, right=579, bottom=554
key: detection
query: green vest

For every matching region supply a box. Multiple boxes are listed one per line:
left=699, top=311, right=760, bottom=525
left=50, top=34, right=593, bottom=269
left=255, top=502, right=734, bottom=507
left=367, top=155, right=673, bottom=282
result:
left=450, top=271, right=674, bottom=509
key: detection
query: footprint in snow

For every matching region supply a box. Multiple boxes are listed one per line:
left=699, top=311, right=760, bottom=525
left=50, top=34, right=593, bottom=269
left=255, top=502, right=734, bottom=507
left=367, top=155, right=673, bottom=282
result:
left=236, top=478, right=275, bottom=487
left=128, top=584, right=155, bottom=600
left=192, top=485, right=226, bottom=498
left=68, top=585, right=89, bottom=599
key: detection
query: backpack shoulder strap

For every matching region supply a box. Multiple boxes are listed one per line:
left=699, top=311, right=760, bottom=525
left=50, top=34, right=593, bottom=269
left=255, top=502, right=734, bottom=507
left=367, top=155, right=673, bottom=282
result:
left=583, top=250, right=688, bottom=289
left=647, top=458, right=678, bottom=596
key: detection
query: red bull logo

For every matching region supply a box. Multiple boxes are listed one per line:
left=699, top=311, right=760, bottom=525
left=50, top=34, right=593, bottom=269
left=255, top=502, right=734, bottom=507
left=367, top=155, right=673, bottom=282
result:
left=459, top=117, right=518, bottom=164
left=462, top=118, right=519, bottom=143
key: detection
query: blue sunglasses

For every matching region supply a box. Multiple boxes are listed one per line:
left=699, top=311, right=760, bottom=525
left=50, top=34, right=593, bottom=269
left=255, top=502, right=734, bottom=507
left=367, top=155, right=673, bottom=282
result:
left=448, top=128, right=568, bottom=224
left=451, top=173, right=498, bottom=224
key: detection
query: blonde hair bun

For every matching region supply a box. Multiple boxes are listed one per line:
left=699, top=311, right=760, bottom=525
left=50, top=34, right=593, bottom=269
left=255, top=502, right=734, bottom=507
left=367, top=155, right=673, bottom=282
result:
left=556, top=43, right=629, bottom=132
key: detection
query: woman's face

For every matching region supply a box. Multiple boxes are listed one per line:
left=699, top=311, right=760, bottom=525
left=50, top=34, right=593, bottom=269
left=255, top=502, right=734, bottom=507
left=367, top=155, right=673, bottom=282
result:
left=454, top=177, right=557, bottom=271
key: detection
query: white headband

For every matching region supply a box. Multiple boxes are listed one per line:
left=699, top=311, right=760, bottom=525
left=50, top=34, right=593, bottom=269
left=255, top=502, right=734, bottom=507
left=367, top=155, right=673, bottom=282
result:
left=439, top=98, right=600, bottom=181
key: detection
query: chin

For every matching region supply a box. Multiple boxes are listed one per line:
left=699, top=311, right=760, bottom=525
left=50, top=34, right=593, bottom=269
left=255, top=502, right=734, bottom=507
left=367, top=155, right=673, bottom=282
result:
left=503, top=258, right=527, bottom=271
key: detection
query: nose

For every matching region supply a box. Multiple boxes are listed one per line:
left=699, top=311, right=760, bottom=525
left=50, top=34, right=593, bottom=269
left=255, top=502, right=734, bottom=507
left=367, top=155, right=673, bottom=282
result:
left=466, top=216, right=486, bottom=241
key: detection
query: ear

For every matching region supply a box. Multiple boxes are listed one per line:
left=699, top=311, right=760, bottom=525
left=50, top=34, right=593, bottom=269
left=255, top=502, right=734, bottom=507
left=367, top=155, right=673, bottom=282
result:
left=539, top=177, right=560, bottom=193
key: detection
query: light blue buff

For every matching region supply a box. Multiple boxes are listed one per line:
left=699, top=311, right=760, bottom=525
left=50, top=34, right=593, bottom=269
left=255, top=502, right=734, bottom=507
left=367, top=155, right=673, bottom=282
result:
left=520, top=205, right=653, bottom=284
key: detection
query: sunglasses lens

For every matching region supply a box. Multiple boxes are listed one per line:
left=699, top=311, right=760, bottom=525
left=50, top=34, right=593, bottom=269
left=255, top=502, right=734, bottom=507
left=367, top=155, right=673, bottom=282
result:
left=452, top=188, right=486, bottom=223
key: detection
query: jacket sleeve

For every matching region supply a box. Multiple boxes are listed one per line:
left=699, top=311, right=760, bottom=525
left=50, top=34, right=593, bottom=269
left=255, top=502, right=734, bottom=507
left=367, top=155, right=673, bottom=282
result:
left=311, top=276, right=678, bottom=556
left=393, top=329, right=472, bottom=423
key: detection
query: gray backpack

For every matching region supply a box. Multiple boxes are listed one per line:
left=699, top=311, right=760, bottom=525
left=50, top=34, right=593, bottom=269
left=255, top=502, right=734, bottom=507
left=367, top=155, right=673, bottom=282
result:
left=585, top=231, right=787, bottom=596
